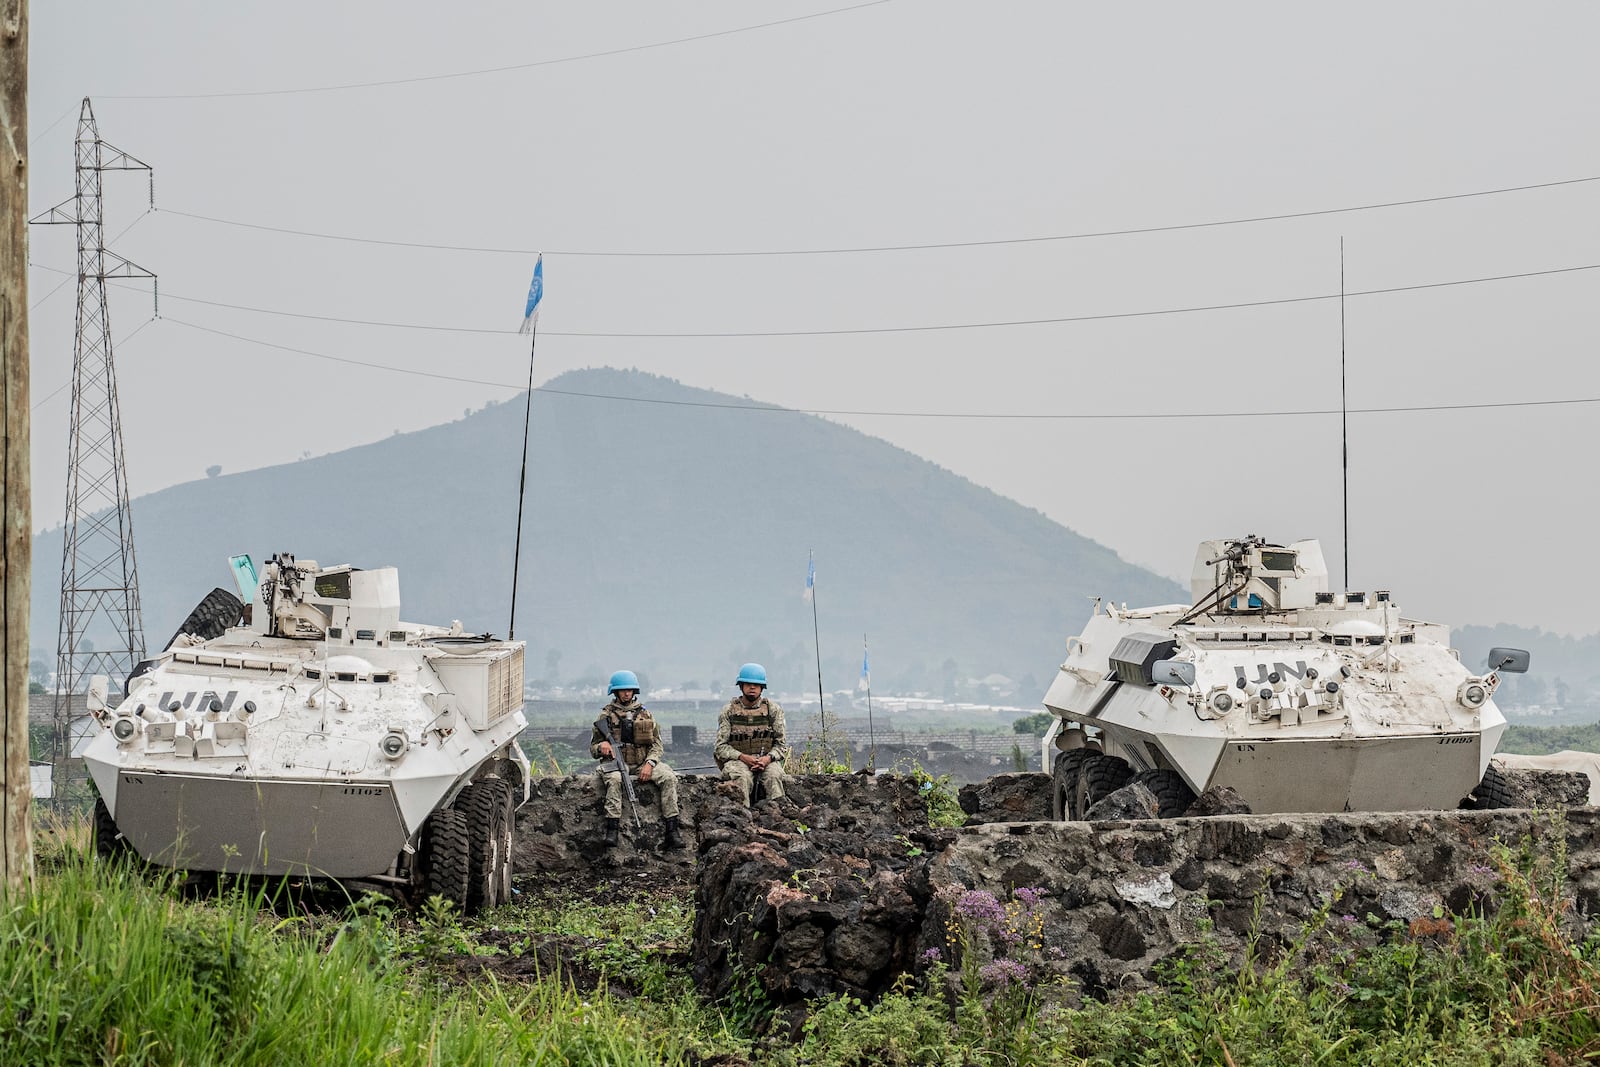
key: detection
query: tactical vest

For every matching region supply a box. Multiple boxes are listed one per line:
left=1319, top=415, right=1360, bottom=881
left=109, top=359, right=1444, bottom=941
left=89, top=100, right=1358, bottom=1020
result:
left=726, top=698, right=777, bottom=756
left=601, top=703, right=657, bottom=769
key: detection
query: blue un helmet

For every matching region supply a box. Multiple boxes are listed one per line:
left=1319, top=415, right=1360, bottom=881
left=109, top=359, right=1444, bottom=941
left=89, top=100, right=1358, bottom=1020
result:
left=735, top=663, right=768, bottom=687
left=608, top=669, right=640, bottom=694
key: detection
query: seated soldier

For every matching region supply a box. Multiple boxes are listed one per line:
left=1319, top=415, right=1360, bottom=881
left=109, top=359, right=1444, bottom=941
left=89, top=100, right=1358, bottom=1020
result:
left=590, top=670, right=684, bottom=849
left=714, top=663, right=789, bottom=806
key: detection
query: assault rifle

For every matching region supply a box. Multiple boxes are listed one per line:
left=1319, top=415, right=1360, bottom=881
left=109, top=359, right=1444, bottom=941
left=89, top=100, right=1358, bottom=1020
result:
left=594, top=716, right=643, bottom=829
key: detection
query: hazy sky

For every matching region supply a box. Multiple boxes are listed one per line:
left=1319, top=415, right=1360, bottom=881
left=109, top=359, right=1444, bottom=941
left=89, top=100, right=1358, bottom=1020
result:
left=23, top=2, right=1600, bottom=635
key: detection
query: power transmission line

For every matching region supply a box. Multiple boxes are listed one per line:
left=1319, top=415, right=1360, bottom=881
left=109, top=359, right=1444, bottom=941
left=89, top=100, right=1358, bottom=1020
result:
left=160, top=173, right=1600, bottom=258
left=157, top=316, right=1600, bottom=422
left=105, top=0, right=893, bottom=100
left=29, top=99, right=152, bottom=810
left=48, top=258, right=1600, bottom=339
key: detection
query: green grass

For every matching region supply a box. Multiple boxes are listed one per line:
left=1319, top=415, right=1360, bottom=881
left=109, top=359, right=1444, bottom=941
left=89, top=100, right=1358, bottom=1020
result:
left=9, top=815, right=1600, bottom=1066
left=0, top=843, right=704, bottom=1066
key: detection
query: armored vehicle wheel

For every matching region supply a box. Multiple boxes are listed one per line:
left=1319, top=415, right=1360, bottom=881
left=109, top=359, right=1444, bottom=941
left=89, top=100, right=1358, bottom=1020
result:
left=1471, top=763, right=1515, bottom=810
left=93, top=798, right=131, bottom=860
left=460, top=780, right=515, bottom=911
left=164, top=587, right=244, bottom=650
left=1073, top=753, right=1133, bottom=819
left=1131, top=769, right=1196, bottom=818
left=422, top=808, right=471, bottom=911
left=1051, top=749, right=1092, bottom=821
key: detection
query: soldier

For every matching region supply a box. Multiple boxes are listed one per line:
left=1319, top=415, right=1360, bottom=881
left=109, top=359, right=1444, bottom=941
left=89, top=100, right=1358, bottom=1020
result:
left=590, top=670, right=685, bottom=850
left=715, top=663, right=790, bottom=806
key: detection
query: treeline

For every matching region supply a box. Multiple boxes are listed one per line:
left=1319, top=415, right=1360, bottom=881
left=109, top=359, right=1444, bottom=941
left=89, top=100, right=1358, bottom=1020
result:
left=1501, top=720, right=1600, bottom=756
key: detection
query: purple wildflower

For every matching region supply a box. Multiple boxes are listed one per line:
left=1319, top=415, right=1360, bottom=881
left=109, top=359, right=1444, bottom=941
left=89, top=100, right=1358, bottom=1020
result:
left=1345, top=860, right=1369, bottom=873
left=978, top=959, right=1028, bottom=987
left=919, top=947, right=943, bottom=964
left=955, top=890, right=1007, bottom=926
left=1014, top=886, right=1045, bottom=906
left=1468, top=864, right=1493, bottom=875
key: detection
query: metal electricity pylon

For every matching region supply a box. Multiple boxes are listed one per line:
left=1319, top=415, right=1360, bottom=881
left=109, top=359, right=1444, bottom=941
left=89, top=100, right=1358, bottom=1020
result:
left=29, top=98, right=155, bottom=807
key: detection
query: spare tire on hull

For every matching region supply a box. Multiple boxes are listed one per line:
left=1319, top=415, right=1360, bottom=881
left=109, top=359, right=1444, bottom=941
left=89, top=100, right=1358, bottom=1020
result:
left=164, top=587, right=245, bottom=650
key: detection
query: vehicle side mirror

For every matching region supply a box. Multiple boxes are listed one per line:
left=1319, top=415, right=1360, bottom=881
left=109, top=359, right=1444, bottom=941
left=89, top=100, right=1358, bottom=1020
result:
left=1486, top=647, right=1530, bottom=674
left=1152, top=660, right=1196, bottom=688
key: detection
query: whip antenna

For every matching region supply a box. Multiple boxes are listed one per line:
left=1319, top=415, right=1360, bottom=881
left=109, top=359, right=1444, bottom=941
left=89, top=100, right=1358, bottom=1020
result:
left=1340, top=237, right=1349, bottom=590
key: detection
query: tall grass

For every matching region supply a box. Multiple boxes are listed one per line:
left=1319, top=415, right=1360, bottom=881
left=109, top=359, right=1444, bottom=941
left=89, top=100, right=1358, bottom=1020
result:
left=0, top=845, right=695, bottom=1066
left=10, top=815, right=1600, bottom=1066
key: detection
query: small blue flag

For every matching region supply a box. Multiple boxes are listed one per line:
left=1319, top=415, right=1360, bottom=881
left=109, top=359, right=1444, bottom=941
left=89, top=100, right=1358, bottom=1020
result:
left=859, top=645, right=870, bottom=691
left=803, top=554, right=815, bottom=603
left=518, top=254, right=544, bottom=335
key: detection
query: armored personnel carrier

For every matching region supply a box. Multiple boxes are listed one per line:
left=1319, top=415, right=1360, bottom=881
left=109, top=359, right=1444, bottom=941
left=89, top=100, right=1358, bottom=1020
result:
left=81, top=553, right=529, bottom=912
left=1042, top=536, right=1528, bottom=819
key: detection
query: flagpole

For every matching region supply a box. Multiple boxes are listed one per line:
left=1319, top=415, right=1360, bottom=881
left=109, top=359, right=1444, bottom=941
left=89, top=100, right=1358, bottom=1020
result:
left=863, top=634, right=877, bottom=771
left=808, top=549, right=829, bottom=762
left=509, top=255, right=543, bottom=641
left=509, top=321, right=536, bottom=641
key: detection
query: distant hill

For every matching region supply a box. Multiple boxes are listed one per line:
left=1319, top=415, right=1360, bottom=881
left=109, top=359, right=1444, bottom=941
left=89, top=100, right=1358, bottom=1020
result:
left=30, top=368, right=1184, bottom=698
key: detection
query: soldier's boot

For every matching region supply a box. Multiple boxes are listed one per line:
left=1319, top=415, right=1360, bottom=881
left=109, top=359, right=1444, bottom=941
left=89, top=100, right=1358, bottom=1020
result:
left=662, top=815, right=686, bottom=851
left=604, top=817, right=620, bottom=848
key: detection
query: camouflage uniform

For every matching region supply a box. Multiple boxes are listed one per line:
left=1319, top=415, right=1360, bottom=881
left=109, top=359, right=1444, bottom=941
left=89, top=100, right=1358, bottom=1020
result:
left=590, top=699, right=679, bottom=819
left=714, top=696, right=789, bottom=805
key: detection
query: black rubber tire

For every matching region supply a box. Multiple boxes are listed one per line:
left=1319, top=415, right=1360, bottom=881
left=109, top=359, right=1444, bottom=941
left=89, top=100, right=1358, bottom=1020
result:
left=164, top=587, right=244, bottom=650
left=93, top=797, right=130, bottom=860
left=1074, top=753, right=1134, bottom=819
left=1132, top=769, right=1197, bottom=818
left=422, top=809, right=471, bottom=911
left=494, top=785, right=516, bottom=903
left=459, top=780, right=514, bottom=912
left=1051, top=749, right=1092, bottom=821
left=1472, top=763, right=1515, bottom=810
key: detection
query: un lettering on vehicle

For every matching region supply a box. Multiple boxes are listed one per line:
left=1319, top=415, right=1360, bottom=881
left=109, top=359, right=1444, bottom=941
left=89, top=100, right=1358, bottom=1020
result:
left=157, top=689, right=241, bottom=712
left=1233, top=662, right=1310, bottom=686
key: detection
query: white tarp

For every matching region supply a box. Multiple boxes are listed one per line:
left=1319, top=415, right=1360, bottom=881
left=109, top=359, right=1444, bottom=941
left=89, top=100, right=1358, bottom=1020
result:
left=29, top=762, right=52, bottom=800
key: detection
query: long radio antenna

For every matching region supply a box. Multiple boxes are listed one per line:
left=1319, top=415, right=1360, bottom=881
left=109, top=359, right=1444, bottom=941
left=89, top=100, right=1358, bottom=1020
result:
left=1340, top=237, right=1349, bottom=590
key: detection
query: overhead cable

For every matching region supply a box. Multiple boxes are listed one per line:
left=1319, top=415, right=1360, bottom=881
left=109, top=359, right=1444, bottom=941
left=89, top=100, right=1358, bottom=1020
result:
left=104, top=0, right=892, bottom=100
left=160, top=173, right=1600, bottom=258
left=160, top=317, right=1600, bottom=421
left=83, top=259, right=1600, bottom=339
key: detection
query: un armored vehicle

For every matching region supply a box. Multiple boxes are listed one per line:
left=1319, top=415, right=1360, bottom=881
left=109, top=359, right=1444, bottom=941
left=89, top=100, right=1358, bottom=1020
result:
left=81, top=553, right=529, bottom=912
left=1042, top=536, right=1528, bottom=819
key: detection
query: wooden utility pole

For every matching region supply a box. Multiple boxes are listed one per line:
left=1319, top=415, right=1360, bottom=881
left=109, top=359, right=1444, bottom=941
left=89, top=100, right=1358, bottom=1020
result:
left=0, top=0, right=32, bottom=890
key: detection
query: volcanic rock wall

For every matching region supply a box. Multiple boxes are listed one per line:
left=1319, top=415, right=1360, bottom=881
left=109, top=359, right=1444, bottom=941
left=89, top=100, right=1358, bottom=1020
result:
left=514, top=768, right=1600, bottom=1021
left=934, top=807, right=1600, bottom=1006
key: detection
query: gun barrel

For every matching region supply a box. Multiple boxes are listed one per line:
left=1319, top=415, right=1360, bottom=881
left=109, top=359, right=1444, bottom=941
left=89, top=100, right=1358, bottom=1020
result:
left=596, top=717, right=644, bottom=828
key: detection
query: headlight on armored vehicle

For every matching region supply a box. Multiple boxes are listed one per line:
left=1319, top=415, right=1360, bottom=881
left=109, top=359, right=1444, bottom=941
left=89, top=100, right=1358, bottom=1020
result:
left=1208, top=688, right=1235, bottom=714
left=111, top=715, right=141, bottom=745
left=379, top=729, right=409, bottom=760
left=1457, top=679, right=1489, bottom=709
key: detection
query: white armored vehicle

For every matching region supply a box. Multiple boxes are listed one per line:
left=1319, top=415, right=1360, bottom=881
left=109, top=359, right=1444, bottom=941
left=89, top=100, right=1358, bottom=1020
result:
left=1042, top=536, right=1529, bottom=818
left=82, top=553, right=529, bottom=912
